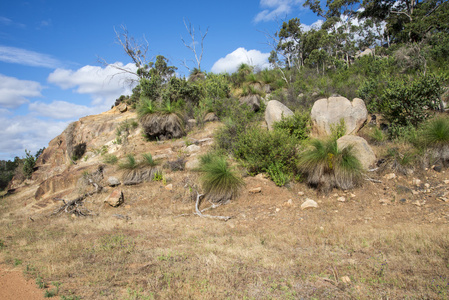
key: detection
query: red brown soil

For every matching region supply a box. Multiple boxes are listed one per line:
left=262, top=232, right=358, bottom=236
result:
left=0, top=264, right=46, bottom=300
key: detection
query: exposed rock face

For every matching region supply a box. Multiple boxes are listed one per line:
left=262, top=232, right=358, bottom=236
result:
left=17, top=109, right=135, bottom=198
left=265, top=100, right=294, bottom=131
left=337, top=135, right=376, bottom=170
left=240, top=94, right=261, bottom=112
left=140, top=113, right=186, bottom=140
left=311, top=97, right=368, bottom=137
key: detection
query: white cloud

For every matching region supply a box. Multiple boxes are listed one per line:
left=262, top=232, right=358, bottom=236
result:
left=0, top=74, right=42, bottom=109
left=254, top=0, right=303, bottom=23
left=301, top=19, right=324, bottom=31
left=47, top=63, right=138, bottom=107
left=0, top=115, right=68, bottom=160
left=211, top=47, right=271, bottom=74
left=0, top=46, right=61, bottom=68
left=28, top=100, right=101, bottom=120
left=0, top=16, right=25, bottom=28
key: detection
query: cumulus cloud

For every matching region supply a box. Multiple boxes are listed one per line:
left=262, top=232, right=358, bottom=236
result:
left=0, top=115, right=68, bottom=160
left=48, top=63, right=138, bottom=107
left=0, top=74, right=42, bottom=109
left=29, top=100, right=102, bottom=120
left=211, top=48, right=271, bottom=74
left=254, top=0, right=303, bottom=23
left=0, top=46, right=61, bottom=68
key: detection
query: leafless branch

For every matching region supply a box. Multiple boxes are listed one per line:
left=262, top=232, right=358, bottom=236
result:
left=52, top=179, right=102, bottom=217
left=194, top=192, right=231, bottom=221
left=181, top=19, right=209, bottom=71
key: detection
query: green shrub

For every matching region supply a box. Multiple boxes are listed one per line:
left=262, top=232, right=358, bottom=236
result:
left=380, top=74, right=443, bottom=137
left=266, top=162, right=290, bottom=187
left=298, top=138, right=363, bottom=192
left=197, top=153, right=244, bottom=203
left=233, top=127, right=298, bottom=181
left=118, top=154, right=138, bottom=170
left=272, top=111, right=311, bottom=141
left=102, top=154, right=118, bottom=165
left=22, top=150, right=36, bottom=179
left=330, top=118, right=347, bottom=140
left=368, top=127, right=387, bottom=144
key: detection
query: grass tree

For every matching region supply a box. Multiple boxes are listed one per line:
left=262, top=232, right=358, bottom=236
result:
left=298, top=138, right=363, bottom=192
left=197, top=153, right=244, bottom=203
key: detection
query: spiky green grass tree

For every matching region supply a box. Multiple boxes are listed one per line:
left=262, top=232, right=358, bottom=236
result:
left=197, top=153, right=244, bottom=203
left=298, top=138, right=363, bottom=192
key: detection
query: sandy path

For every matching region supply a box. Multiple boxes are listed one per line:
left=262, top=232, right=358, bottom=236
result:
left=0, top=264, right=46, bottom=300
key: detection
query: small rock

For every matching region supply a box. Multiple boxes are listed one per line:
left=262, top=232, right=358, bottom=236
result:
left=384, top=173, right=396, bottom=180
left=71, top=214, right=77, bottom=219
left=444, top=180, right=449, bottom=184
left=400, top=198, right=407, bottom=204
left=333, top=193, right=339, bottom=197
left=301, top=198, right=318, bottom=210
left=298, top=191, right=305, bottom=196
left=108, top=176, right=121, bottom=187
left=350, top=193, right=356, bottom=198
left=412, top=178, right=422, bottom=186
left=337, top=196, right=346, bottom=202
left=439, top=197, right=448, bottom=202
left=379, top=199, right=389, bottom=205
left=185, top=144, right=201, bottom=153
left=424, top=183, right=430, bottom=188
left=283, top=199, right=293, bottom=206
left=105, top=189, right=124, bottom=207
left=433, top=165, right=443, bottom=172
left=341, top=276, right=351, bottom=284
left=413, top=200, right=422, bottom=207
left=249, top=187, right=262, bottom=194
left=412, top=190, right=419, bottom=195
left=165, top=184, right=173, bottom=191
left=275, top=208, right=281, bottom=212
left=204, top=112, right=219, bottom=122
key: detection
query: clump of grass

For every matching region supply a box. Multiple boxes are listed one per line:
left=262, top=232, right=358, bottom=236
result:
left=420, top=116, right=449, bottom=148
left=137, top=97, right=157, bottom=118
left=119, top=154, right=138, bottom=170
left=298, top=138, right=363, bottom=192
left=369, top=127, right=386, bottom=144
left=102, top=154, right=118, bottom=165
left=197, top=153, right=244, bottom=203
left=141, top=153, right=156, bottom=167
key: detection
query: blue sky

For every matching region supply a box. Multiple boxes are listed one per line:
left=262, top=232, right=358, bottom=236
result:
left=0, top=0, right=321, bottom=160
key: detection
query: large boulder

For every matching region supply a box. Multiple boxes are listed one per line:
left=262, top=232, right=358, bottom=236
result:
left=240, top=94, right=261, bottom=112
left=311, top=97, right=367, bottom=137
left=140, top=113, right=186, bottom=140
left=265, top=100, right=294, bottom=131
left=337, top=135, right=376, bottom=170
left=355, top=48, right=374, bottom=59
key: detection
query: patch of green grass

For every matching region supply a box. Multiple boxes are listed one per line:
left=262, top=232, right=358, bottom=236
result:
left=13, top=258, right=22, bottom=266
left=36, top=275, right=47, bottom=289
left=102, top=154, right=118, bottom=165
left=421, top=116, right=449, bottom=147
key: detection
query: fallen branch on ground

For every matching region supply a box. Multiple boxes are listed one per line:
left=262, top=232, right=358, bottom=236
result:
left=52, top=179, right=102, bottom=216
left=194, top=192, right=231, bottom=221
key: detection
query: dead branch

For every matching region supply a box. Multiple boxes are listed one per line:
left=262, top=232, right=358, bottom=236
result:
left=181, top=19, right=209, bottom=71
left=194, top=192, right=231, bottom=221
left=52, top=179, right=102, bottom=217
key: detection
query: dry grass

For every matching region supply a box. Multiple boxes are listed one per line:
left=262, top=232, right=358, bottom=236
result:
left=1, top=173, right=449, bottom=299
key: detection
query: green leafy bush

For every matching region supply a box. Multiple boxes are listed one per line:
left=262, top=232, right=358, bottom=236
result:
left=272, top=111, right=311, bottom=141
left=380, top=74, right=443, bottom=137
left=298, top=139, right=363, bottom=192
left=233, top=127, right=298, bottom=182
left=197, top=153, right=244, bottom=203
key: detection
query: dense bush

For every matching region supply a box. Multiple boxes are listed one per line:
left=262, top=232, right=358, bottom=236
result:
left=272, top=111, right=311, bottom=141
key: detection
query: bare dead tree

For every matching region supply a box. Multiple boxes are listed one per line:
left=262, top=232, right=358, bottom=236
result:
left=98, top=25, right=153, bottom=86
left=181, top=19, right=209, bottom=73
